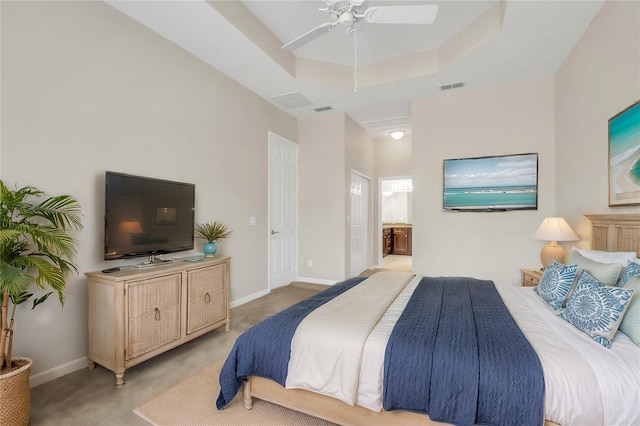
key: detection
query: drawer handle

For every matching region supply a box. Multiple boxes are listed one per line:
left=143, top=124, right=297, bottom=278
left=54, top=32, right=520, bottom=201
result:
left=154, top=307, right=161, bottom=321
left=205, top=293, right=211, bottom=303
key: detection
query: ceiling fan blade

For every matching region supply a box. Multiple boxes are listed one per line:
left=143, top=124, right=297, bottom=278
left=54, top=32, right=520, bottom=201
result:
left=364, top=5, right=439, bottom=25
left=282, top=21, right=337, bottom=50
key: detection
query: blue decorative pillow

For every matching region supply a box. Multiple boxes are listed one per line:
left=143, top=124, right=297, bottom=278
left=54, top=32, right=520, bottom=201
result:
left=535, top=261, right=578, bottom=310
left=618, top=260, right=640, bottom=287
left=560, top=270, right=634, bottom=349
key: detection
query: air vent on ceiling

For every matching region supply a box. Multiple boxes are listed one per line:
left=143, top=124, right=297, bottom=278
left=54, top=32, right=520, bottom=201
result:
left=270, top=91, right=313, bottom=109
left=440, top=81, right=466, bottom=91
left=314, top=106, right=333, bottom=112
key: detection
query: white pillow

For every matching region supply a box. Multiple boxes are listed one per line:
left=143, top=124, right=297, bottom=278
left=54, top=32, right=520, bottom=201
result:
left=573, top=248, right=637, bottom=266
left=620, top=276, right=640, bottom=346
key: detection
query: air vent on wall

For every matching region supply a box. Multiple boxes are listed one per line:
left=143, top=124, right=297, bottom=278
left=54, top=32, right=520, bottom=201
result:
left=440, top=81, right=466, bottom=91
left=314, top=106, right=333, bottom=112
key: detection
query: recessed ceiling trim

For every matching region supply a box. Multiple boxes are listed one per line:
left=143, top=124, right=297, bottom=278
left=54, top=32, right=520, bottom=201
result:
left=361, top=116, right=411, bottom=133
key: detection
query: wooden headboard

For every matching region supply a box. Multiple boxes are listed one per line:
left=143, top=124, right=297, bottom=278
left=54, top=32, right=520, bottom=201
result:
left=585, top=214, right=640, bottom=256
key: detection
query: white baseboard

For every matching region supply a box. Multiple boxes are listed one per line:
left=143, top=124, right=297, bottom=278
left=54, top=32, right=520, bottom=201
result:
left=30, top=356, right=88, bottom=388
left=296, top=277, right=338, bottom=285
left=29, top=283, right=328, bottom=387
left=229, top=288, right=270, bottom=308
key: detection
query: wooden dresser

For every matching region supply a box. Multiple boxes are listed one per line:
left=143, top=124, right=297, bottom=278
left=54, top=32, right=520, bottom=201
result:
left=85, top=256, right=230, bottom=387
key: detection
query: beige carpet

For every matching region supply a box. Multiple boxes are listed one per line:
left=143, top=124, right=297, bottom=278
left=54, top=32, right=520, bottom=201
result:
left=134, top=360, right=336, bottom=425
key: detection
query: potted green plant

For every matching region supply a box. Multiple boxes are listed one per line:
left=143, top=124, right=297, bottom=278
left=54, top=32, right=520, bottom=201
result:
left=194, top=221, right=232, bottom=257
left=0, top=180, right=82, bottom=425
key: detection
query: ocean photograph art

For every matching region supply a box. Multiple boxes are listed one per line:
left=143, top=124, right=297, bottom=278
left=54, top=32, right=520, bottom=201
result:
left=609, top=101, right=640, bottom=206
left=444, top=153, right=538, bottom=211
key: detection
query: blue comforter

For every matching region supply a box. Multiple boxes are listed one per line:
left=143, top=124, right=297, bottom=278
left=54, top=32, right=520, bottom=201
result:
left=217, top=276, right=544, bottom=426
left=216, top=276, right=366, bottom=409
left=383, top=276, right=544, bottom=426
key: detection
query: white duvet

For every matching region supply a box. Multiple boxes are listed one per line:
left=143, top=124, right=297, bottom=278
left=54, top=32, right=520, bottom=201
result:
left=286, top=276, right=640, bottom=425
left=498, top=285, right=640, bottom=426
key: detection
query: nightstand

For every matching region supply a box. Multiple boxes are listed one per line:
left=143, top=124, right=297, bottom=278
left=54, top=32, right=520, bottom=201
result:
left=520, top=269, right=543, bottom=286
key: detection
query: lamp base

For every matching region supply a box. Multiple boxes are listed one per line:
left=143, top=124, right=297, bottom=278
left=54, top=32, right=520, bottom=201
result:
left=540, top=241, right=566, bottom=268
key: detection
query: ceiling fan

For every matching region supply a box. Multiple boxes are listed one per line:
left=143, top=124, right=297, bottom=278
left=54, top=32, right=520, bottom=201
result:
left=282, top=0, right=439, bottom=51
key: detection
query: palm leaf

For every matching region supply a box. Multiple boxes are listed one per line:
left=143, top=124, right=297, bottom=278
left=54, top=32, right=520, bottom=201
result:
left=32, top=195, right=83, bottom=231
left=0, top=261, right=33, bottom=297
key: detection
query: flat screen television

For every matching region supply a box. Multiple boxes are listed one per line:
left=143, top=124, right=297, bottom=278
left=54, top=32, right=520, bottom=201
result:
left=104, top=172, right=195, bottom=261
left=443, top=153, right=538, bottom=212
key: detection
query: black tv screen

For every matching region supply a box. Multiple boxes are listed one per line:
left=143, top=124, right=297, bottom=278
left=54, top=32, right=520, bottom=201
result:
left=443, top=153, right=538, bottom=212
left=104, top=172, right=195, bottom=260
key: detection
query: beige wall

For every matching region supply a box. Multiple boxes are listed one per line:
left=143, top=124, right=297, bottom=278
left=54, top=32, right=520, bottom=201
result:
left=374, top=136, right=412, bottom=178
left=1, top=1, right=296, bottom=380
left=345, top=115, right=376, bottom=276
left=297, top=112, right=347, bottom=281
left=555, top=0, right=640, bottom=240
left=374, top=136, right=412, bottom=263
left=412, top=78, right=556, bottom=285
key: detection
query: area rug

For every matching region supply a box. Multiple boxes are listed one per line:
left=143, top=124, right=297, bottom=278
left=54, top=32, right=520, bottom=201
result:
left=134, top=359, right=336, bottom=425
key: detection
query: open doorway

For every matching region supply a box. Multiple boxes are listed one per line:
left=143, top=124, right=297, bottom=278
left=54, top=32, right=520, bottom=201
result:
left=378, top=177, right=412, bottom=271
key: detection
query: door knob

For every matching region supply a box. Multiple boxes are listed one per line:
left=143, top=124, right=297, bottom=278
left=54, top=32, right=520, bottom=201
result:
left=271, top=230, right=279, bottom=235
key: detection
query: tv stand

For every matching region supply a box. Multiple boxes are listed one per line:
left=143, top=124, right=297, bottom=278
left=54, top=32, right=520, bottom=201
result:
left=133, top=254, right=173, bottom=268
left=86, top=256, right=231, bottom=387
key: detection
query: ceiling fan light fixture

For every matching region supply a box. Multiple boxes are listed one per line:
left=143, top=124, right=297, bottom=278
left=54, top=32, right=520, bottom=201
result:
left=390, top=130, right=405, bottom=140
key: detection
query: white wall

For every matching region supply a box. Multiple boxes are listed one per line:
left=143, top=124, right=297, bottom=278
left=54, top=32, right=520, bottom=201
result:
left=412, top=78, right=556, bottom=285
left=1, top=1, right=296, bottom=379
left=555, top=0, right=640, bottom=238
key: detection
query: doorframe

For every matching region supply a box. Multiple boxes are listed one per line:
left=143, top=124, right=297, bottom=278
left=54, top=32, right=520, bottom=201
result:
left=377, top=175, right=412, bottom=268
left=349, top=169, right=371, bottom=278
left=267, top=131, right=298, bottom=291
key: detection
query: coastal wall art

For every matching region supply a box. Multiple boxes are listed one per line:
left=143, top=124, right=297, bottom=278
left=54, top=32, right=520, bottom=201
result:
left=609, top=100, right=640, bottom=206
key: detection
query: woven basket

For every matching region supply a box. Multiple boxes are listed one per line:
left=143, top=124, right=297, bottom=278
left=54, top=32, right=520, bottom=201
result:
left=0, top=357, right=32, bottom=426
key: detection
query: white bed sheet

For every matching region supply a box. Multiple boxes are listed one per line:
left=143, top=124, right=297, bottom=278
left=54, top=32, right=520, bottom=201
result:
left=497, top=285, right=640, bottom=426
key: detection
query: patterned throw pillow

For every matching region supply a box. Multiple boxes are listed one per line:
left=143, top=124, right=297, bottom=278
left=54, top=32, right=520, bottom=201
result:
left=560, top=270, right=634, bottom=349
left=535, top=261, right=578, bottom=310
left=618, top=260, right=640, bottom=287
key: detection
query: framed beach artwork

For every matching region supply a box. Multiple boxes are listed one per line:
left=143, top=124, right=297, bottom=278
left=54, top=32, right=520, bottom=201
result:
left=609, top=100, right=640, bottom=206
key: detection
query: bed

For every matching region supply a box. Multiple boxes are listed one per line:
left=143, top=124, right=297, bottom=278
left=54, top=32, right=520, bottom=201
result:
left=217, top=214, right=640, bottom=425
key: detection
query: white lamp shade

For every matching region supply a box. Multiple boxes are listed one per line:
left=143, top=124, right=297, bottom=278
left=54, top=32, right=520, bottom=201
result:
left=533, top=217, right=578, bottom=242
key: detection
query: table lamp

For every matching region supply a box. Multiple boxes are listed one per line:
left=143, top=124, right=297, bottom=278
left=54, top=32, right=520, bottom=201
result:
left=533, top=217, right=578, bottom=267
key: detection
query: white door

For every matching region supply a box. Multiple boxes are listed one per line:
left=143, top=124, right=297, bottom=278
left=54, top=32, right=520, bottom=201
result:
left=269, top=132, right=298, bottom=289
left=350, top=171, right=369, bottom=277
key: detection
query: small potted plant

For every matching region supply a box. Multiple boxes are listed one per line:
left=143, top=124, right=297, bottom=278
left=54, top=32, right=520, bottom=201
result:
left=194, top=221, right=232, bottom=257
left=0, top=180, right=83, bottom=425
